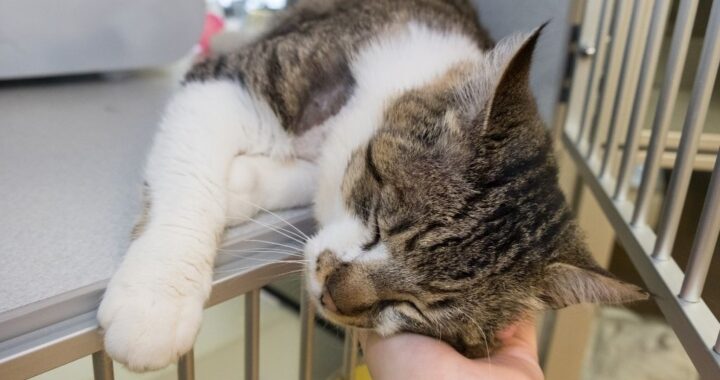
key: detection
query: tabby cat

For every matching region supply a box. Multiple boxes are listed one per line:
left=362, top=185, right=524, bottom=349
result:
left=98, top=0, right=647, bottom=371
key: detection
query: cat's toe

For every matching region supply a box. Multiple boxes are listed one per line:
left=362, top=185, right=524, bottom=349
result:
left=98, top=284, right=204, bottom=372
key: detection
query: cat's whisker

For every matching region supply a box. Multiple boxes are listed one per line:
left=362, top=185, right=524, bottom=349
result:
left=425, top=309, right=445, bottom=340
left=217, top=249, right=309, bottom=261
left=218, top=249, right=307, bottom=258
left=220, top=246, right=301, bottom=252
left=188, top=170, right=304, bottom=243
left=219, top=255, right=310, bottom=265
left=228, top=196, right=311, bottom=241
left=213, top=266, right=306, bottom=276
left=211, top=255, right=308, bottom=271
left=220, top=253, right=305, bottom=259
left=478, top=324, right=492, bottom=370
left=236, top=239, right=305, bottom=252
left=219, top=246, right=305, bottom=255
left=252, top=268, right=307, bottom=282
left=227, top=214, right=308, bottom=245
left=453, top=306, right=492, bottom=370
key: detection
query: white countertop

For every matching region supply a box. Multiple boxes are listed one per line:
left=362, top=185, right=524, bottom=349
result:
left=0, top=66, right=186, bottom=315
left=0, top=62, right=314, bottom=315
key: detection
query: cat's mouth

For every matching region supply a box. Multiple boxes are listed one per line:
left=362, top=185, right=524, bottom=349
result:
left=318, top=308, right=375, bottom=328
left=314, top=295, right=376, bottom=328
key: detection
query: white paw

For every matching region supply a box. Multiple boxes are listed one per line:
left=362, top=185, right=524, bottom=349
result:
left=98, top=236, right=210, bottom=371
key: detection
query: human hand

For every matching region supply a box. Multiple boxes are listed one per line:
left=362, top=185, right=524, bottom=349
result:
left=358, top=318, right=543, bottom=380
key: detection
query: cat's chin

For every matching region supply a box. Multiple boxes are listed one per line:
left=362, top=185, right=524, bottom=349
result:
left=314, top=306, right=376, bottom=329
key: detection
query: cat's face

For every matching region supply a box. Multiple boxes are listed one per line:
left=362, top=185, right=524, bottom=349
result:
left=305, top=27, right=647, bottom=357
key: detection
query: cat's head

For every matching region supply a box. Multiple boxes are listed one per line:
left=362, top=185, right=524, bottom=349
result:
left=305, top=26, right=647, bottom=357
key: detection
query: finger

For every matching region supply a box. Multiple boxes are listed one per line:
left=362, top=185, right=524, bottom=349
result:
left=482, top=316, right=539, bottom=366
left=363, top=333, right=463, bottom=380
left=496, top=316, right=538, bottom=348
left=495, top=323, right=519, bottom=341
left=511, top=318, right=539, bottom=351
left=496, top=330, right=539, bottom=366
left=473, top=319, right=543, bottom=380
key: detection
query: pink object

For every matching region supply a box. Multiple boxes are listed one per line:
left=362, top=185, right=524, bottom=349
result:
left=198, top=13, right=225, bottom=56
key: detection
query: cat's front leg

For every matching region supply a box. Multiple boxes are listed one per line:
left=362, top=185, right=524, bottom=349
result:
left=98, top=81, right=281, bottom=371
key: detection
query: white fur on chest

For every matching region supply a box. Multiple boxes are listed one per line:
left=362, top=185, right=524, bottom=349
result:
left=312, top=22, right=485, bottom=225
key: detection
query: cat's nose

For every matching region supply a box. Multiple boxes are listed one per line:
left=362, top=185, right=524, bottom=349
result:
left=320, top=286, right=338, bottom=313
left=322, top=264, right=378, bottom=315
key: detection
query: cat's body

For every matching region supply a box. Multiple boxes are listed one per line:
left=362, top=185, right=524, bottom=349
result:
left=98, top=0, right=646, bottom=371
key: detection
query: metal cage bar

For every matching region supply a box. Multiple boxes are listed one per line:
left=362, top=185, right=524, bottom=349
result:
left=577, top=0, right=616, bottom=151
left=652, top=0, right=720, bottom=261
left=614, top=0, right=672, bottom=200
left=563, top=132, right=720, bottom=378
left=91, top=350, right=114, bottom=380
left=245, top=289, right=261, bottom=380
left=562, top=0, right=720, bottom=376
left=565, top=0, right=606, bottom=142
left=588, top=0, right=634, bottom=159
left=0, top=210, right=311, bottom=380
left=678, top=150, right=720, bottom=302
left=299, top=289, right=315, bottom=380
left=178, top=350, right=195, bottom=380
left=633, top=0, right=700, bottom=225
left=600, top=0, right=653, bottom=179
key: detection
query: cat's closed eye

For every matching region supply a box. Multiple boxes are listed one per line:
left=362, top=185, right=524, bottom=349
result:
left=361, top=219, right=381, bottom=250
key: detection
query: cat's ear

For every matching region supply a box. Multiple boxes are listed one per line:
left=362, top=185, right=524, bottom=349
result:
left=482, top=23, right=546, bottom=128
left=539, top=261, right=649, bottom=309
